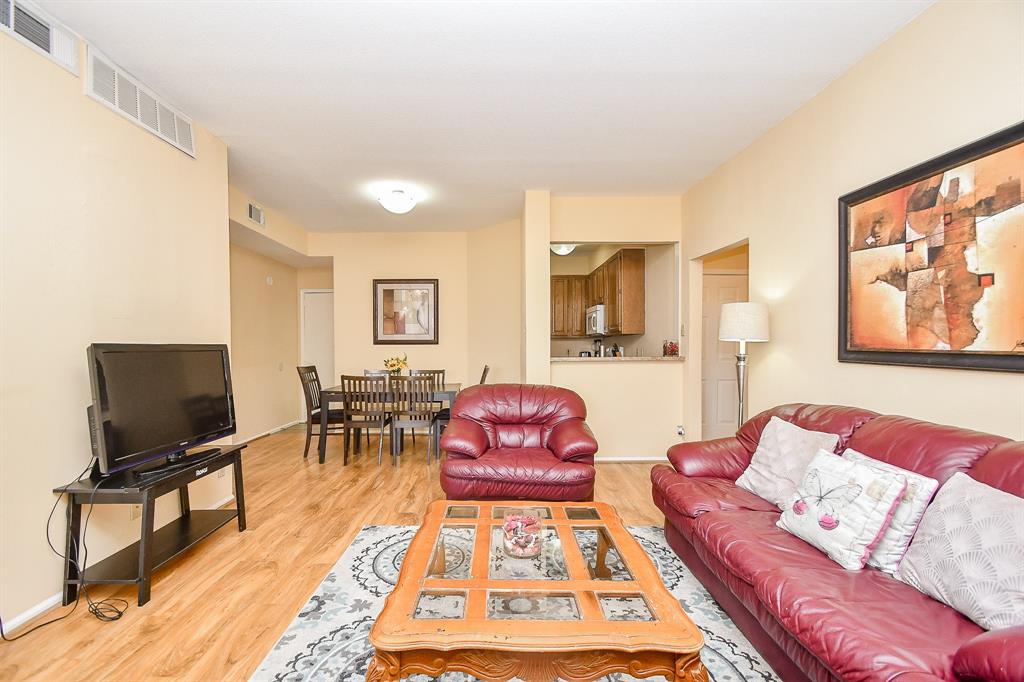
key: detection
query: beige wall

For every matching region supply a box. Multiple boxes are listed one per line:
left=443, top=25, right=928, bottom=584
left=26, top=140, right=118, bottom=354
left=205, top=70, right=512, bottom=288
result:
left=298, top=267, right=333, bottom=290
left=681, top=0, right=1024, bottom=439
left=310, top=231, right=472, bottom=381
left=468, top=221, right=522, bottom=384
left=703, top=244, right=749, bottom=272
left=538, top=197, right=686, bottom=458
left=307, top=224, right=522, bottom=385
left=230, top=244, right=301, bottom=441
left=0, top=35, right=232, bottom=621
left=229, top=186, right=310, bottom=256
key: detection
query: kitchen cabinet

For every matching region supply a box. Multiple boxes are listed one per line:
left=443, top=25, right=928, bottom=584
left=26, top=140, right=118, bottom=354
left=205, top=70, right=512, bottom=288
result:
left=550, top=275, right=588, bottom=338
left=552, top=248, right=644, bottom=338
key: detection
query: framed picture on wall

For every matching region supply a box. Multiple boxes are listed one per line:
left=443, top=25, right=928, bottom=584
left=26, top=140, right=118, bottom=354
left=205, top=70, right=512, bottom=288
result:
left=838, top=121, right=1023, bottom=372
left=373, top=279, right=439, bottom=345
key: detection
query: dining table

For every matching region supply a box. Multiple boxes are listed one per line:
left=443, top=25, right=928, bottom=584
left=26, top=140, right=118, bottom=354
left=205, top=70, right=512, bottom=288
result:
left=317, top=382, right=462, bottom=464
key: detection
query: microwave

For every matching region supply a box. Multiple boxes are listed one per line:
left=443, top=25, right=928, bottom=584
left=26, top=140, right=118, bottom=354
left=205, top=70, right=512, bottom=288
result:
left=586, top=305, right=607, bottom=336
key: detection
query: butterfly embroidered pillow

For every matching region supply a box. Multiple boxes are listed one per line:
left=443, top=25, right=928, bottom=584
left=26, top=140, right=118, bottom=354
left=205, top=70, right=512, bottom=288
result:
left=777, top=451, right=908, bottom=570
left=736, top=416, right=841, bottom=509
left=842, top=448, right=939, bottom=573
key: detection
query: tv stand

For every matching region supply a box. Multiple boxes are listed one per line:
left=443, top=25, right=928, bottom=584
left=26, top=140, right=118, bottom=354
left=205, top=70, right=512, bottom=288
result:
left=57, top=444, right=246, bottom=606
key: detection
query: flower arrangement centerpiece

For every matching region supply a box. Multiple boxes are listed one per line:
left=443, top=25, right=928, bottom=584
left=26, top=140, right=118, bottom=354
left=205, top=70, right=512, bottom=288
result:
left=501, top=508, right=543, bottom=559
left=383, top=354, right=408, bottom=375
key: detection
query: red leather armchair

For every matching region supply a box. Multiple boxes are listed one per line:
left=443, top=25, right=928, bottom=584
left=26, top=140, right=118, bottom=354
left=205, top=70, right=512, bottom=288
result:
left=439, top=384, right=598, bottom=501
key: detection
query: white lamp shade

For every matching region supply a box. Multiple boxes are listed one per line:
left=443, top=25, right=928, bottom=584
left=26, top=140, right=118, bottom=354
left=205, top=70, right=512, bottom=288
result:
left=719, top=302, right=770, bottom=342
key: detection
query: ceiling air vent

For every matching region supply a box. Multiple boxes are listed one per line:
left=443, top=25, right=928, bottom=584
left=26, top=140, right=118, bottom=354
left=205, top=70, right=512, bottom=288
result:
left=1, top=0, right=79, bottom=74
left=248, top=204, right=266, bottom=226
left=86, top=46, right=196, bottom=158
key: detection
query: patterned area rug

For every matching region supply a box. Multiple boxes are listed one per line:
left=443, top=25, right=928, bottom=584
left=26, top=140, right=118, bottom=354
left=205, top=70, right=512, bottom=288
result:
left=252, top=526, right=778, bottom=682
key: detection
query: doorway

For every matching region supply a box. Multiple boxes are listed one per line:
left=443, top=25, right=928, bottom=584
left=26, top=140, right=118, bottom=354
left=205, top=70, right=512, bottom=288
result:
left=300, top=289, right=334, bottom=418
left=700, top=245, right=749, bottom=439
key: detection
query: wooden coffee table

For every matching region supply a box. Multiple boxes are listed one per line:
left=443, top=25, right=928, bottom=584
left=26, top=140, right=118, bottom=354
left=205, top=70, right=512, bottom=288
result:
left=368, top=500, right=707, bottom=682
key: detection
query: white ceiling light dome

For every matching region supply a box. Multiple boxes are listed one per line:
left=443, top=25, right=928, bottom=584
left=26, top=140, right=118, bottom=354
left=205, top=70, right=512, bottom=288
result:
left=378, top=188, right=417, bottom=214
left=550, top=243, right=577, bottom=256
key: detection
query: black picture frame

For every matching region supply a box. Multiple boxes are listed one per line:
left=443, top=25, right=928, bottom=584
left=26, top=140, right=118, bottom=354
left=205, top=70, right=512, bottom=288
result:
left=838, top=121, right=1024, bottom=372
left=372, top=278, right=439, bottom=345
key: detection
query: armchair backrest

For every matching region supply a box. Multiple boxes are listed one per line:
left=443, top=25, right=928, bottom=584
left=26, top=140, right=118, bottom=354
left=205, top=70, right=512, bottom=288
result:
left=450, top=384, right=587, bottom=450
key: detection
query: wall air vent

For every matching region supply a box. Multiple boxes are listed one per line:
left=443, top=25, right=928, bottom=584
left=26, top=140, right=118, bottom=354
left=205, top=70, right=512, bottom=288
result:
left=86, top=46, right=195, bottom=158
left=248, top=203, right=266, bottom=226
left=0, top=0, right=79, bottom=74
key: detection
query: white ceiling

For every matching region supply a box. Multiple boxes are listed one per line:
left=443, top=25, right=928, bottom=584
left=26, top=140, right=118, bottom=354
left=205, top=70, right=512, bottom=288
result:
left=40, top=0, right=930, bottom=233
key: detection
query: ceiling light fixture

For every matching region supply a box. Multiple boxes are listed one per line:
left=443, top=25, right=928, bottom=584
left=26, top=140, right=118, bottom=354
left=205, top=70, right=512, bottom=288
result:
left=550, top=243, right=577, bottom=256
left=377, top=188, right=418, bottom=214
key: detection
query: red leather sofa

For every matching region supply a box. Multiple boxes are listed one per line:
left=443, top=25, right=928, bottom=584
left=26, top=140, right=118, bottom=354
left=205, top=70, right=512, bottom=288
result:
left=651, top=403, right=1024, bottom=682
left=439, top=384, right=598, bottom=501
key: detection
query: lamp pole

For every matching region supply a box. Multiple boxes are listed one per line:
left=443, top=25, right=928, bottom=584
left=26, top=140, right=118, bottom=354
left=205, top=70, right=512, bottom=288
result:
left=735, top=339, right=748, bottom=426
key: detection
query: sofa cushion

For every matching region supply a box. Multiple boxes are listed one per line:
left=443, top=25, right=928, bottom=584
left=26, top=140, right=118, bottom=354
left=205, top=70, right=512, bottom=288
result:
left=737, top=403, right=879, bottom=454
left=970, top=440, right=1024, bottom=498
left=440, top=447, right=594, bottom=501
left=736, top=417, right=841, bottom=510
left=898, top=473, right=1024, bottom=630
left=843, top=448, right=939, bottom=573
left=754, top=563, right=983, bottom=680
left=650, top=465, right=778, bottom=518
left=448, top=384, right=588, bottom=449
left=692, top=510, right=839, bottom=587
left=778, top=451, right=908, bottom=570
left=845, top=415, right=1007, bottom=485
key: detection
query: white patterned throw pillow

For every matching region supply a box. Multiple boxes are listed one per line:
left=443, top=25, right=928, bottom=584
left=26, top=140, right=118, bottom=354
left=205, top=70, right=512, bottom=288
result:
left=777, top=451, right=908, bottom=570
left=898, top=473, right=1024, bottom=630
left=736, top=417, right=841, bottom=509
left=843, top=448, right=939, bottom=574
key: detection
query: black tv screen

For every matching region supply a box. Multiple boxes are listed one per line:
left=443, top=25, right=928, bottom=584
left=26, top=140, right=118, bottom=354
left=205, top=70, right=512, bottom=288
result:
left=88, top=343, right=236, bottom=474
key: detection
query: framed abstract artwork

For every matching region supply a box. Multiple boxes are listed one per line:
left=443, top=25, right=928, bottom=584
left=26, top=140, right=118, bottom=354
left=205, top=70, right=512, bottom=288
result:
left=373, top=279, right=439, bottom=345
left=839, top=122, right=1023, bottom=372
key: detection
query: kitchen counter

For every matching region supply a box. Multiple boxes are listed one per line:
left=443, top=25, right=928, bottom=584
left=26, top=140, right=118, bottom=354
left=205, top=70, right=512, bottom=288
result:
left=550, top=356, right=684, bottom=362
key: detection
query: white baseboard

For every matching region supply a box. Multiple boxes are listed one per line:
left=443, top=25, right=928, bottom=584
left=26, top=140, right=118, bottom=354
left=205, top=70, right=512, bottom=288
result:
left=595, top=456, right=667, bottom=462
left=2, top=591, right=63, bottom=634
left=242, top=419, right=302, bottom=444
left=209, top=494, right=236, bottom=509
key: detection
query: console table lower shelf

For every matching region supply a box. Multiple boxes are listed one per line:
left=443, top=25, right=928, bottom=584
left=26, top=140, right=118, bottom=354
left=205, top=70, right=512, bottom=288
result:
left=58, top=444, right=246, bottom=606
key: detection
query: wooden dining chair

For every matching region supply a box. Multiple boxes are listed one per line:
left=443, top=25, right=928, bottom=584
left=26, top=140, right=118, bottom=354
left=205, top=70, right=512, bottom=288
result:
left=479, top=365, right=490, bottom=384
left=360, top=369, right=391, bottom=448
left=410, top=369, right=448, bottom=458
left=338, top=374, right=391, bottom=465
left=297, top=366, right=345, bottom=459
left=389, top=375, right=437, bottom=465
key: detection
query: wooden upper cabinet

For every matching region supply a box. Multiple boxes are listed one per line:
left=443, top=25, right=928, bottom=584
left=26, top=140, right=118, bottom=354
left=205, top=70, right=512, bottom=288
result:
left=551, top=274, right=588, bottom=338
left=551, top=276, right=569, bottom=337
left=551, top=248, right=644, bottom=338
left=614, top=248, right=645, bottom=335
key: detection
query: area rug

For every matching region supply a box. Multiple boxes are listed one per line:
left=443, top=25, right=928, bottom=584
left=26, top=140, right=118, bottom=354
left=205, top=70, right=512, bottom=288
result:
left=252, top=525, right=778, bottom=682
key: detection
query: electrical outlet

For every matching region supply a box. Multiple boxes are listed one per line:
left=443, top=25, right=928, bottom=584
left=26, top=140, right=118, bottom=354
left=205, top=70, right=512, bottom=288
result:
left=217, top=468, right=226, bottom=478
left=129, top=504, right=142, bottom=520
left=676, top=425, right=685, bottom=437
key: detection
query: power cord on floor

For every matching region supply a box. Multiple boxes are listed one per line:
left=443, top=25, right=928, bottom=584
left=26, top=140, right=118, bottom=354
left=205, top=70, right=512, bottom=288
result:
left=0, top=460, right=128, bottom=642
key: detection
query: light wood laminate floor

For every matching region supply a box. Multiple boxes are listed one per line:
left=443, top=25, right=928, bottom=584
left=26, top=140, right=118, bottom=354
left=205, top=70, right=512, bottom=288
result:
left=0, top=427, right=663, bottom=681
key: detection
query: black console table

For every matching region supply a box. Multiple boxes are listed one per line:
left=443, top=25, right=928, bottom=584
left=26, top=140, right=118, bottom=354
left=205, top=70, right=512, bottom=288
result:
left=56, top=444, right=246, bottom=606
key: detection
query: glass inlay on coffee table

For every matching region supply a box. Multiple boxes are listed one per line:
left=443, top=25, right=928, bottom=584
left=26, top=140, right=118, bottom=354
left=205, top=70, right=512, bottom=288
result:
left=369, top=501, right=707, bottom=682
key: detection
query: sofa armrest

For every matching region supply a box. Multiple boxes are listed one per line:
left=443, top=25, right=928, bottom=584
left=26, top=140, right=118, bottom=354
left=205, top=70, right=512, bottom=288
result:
left=666, top=437, right=751, bottom=480
left=548, top=419, right=599, bottom=462
left=439, top=418, right=489, bottom=459
left=953, top=626, right=1024, bottom=682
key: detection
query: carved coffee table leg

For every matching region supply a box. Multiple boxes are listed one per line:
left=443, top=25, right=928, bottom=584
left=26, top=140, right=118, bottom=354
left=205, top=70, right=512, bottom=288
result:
left=675, top=652, right=708, bottom=682
left=366, top=651, right=400, bottom=682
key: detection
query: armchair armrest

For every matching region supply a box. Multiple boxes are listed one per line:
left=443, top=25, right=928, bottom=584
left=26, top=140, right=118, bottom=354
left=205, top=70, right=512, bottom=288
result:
left=548, top=418, right=598, bottom=462
left=667, top=437, right=751, bottom=480
left=439, top=418, right=489, bottom=459
left=953, top=626, right=1024, bottom=682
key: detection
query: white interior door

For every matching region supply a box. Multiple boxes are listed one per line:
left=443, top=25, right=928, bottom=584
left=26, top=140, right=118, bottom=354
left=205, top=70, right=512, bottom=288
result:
left=702, top=274, right=749, bottom=439
left=300, top=290, right=334, bottom=418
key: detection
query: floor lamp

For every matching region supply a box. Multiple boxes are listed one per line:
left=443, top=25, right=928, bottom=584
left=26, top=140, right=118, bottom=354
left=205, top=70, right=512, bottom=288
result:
left=719, top=302, right=770, bottom=426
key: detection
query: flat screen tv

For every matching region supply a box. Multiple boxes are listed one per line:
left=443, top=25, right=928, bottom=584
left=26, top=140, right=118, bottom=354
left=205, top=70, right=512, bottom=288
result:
left=87, top=343, right=236, bottom=475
